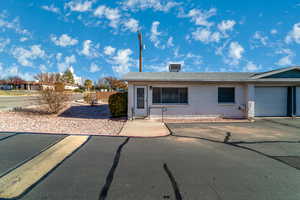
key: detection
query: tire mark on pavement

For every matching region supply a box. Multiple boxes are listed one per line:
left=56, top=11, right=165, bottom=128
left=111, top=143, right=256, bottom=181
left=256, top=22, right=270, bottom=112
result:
left=98, top=137, right=130, bottom=200
left=163, top=163, right=183, bottom=200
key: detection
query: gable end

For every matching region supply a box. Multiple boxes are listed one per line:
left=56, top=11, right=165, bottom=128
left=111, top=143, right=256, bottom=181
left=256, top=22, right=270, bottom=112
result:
left=264, top=69, right=300, bottom=78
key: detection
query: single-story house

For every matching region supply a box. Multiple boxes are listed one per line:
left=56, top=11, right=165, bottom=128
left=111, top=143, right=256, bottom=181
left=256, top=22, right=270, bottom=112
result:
left=0, top=80, right=80, bottom=91
left=0, top=80, right=41, bottom=90
left=122, top=65, right=300, bottom=119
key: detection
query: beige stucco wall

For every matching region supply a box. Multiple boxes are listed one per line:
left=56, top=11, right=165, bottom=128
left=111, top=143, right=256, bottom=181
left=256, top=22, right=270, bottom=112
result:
left=128, top=81, right=249, bottom=119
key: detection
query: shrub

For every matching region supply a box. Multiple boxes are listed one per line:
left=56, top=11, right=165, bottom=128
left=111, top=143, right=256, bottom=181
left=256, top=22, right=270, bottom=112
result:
left=84, top=92, right=97, bottom=106
left=74, top=88, right=84, bottom=93
left=54, top=82, right=65, bottom=92
left=108, top=92, right=127, bottom=117
left=39, top=88, right=70, bottom=114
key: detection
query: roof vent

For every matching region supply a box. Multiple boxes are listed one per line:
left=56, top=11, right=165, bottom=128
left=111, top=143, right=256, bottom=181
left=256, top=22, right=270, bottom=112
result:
left=169, top=64, right=181, bottom=72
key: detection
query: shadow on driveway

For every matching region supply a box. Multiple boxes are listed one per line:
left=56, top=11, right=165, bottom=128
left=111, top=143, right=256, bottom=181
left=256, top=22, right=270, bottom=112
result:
left=166, top=122, right=300, bottom=171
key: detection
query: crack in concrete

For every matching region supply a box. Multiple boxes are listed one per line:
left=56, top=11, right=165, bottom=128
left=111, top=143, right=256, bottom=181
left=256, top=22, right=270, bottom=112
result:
left=231, top=140, right=300, bottom=145
left=261, top=118, right=300, bottom=129
left=208, top=180, right=223, bottom=200
left=163, top=163, right=183, bottom=200
left=98, top=137, right=130, bottom=200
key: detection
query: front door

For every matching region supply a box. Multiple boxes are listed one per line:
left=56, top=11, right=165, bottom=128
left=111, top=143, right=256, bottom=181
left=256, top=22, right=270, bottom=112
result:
left=135, top=86, right=147, bottom=117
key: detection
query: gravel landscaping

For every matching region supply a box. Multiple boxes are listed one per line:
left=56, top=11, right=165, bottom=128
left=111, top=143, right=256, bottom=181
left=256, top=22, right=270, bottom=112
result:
left=0, top=103, right=126, bottom=135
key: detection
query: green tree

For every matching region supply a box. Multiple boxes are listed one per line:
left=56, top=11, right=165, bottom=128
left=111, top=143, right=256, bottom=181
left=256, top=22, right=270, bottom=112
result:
left=63, top=69, right=74, bottom=84
left=84, top=79, right=93, bottom=91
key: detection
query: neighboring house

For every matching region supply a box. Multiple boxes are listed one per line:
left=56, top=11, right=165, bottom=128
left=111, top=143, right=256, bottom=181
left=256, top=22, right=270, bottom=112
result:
left=123, top=65, right=300, bottom=119
left=0, top=80, right=41, bottom=90
left=0, top=80, right=79, bottom=91
left=64, top=84, right=79, bottom=90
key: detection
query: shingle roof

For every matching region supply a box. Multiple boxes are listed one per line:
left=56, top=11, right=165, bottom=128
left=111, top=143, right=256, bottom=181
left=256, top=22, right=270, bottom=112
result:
left=122, top=72, right=256, bottom=82
left=122, top=70, right=300, bottom=82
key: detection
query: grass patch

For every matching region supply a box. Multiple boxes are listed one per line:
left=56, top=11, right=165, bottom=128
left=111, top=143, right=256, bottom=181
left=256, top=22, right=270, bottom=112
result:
left=0, top=90, right=38, bottom=96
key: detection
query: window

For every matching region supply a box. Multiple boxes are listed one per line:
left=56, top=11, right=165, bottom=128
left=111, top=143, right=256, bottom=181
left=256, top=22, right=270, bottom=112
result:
left=136, top=88, right=145, bottom=108
left=218, top=87, right=235, bottom=103
left=152, top=87, right=188, bottom=104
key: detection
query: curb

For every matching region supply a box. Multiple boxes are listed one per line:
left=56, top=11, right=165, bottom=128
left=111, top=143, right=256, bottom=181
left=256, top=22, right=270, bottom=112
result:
left=0, top=135, right=67, bottom=179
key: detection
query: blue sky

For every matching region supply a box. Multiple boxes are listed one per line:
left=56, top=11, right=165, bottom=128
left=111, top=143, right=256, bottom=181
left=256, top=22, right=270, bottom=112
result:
left=0, top=0, right=300, bottom=82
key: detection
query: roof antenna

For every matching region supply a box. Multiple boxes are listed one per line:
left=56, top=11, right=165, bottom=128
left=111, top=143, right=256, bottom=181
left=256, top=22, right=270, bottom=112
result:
left=138, top=31, right=143, bottom=72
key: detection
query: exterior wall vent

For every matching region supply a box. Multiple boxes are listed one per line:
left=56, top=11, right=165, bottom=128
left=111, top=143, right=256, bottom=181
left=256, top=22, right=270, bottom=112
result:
left=169, top=64, right=181, bottom=72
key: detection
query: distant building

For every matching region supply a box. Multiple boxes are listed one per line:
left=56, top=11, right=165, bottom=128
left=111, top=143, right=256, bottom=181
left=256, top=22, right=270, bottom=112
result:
left=0, top=80, right=41, bottom=90
left=74, top=75, right=83, bottom=86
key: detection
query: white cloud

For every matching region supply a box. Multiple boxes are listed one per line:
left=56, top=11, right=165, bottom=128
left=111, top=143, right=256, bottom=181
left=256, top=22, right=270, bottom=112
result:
left=186, top=53, right=202, bottom=65
left=191, top=28, right=221, bottom=43
left=57, top=55, right=76, bottom=72
left=104, top=46, right=116, bottom=55
left=41, top=5, right=60, bottom=13
left=89, top=63, right=101, bottom=72
left=0, top=38, right=10, bottom=52
left=51, top=34, right=78, bottom=47
left=65, top=0, right=94, bottom=12
left=56, top=53, right=63, bottom=61
left=65, top=55, right=76, bottom=64
left=19, top=37, right=28, bottom=42
left=184, top=8, right=216, bottom=27
left=80, top=40, right=99, bottom=57
left=122, top=0, right=180, bottom=12
left=109, top=49, right=135, bottom=75
left=123, top=18, right=139, bottom=32
left=0, top=64, right=18, bottom=79
left=0, top=12, right=30, bottom=36
left=217, top=20, right=235, bottom=32
left=244, top=61, right=260, bottom=71
left=94, top=6, right=121, bottom=28
left=277, top=56, right=292, bottom=66
left=150, top=21, right=165, bottom=48
left=270, top=29, right=277, bottom=34
left=276, top=48, right=294, bottom=66
left=11, top=45, right=46, bottom=66
left=253, top=31, right=268, bottom=46
left=39, top=64, right=47, bottom=72
left=226, top=41, right=244, bottom=65
left=167, top=36, right=174, bottom=47
left=285, top=23, right=300, bottom=44
left=0, top=63, right=33, bottom=81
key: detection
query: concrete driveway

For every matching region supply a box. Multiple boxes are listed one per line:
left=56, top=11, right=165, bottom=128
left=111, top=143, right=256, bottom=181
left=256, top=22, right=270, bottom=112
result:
left=0, top=119, right=299, bottom=200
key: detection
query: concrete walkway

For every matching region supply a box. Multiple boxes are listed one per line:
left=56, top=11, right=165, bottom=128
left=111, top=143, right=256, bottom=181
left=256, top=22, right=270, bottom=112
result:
left=119, top=120, right=170, bottom=137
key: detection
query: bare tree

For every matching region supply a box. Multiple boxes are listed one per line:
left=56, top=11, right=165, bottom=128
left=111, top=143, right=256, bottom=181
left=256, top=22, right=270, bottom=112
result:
left=34, top=72, right=63, bottom=83
left=103, top=76, right=128, bottom=91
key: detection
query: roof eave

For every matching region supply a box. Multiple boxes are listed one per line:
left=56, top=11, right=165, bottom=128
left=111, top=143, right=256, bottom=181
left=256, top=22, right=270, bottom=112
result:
left=251, top=66, right=300, bottom=79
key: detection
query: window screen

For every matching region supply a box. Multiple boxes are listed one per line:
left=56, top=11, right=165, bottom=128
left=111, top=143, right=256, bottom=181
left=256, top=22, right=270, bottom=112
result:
left=218, top=87, right=235, bottom=103
left=152, top=87, right=188, bottom=104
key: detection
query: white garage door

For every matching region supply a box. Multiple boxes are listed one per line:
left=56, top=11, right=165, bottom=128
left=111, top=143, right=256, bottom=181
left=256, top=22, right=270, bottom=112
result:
left=255, top=87, right=287, bottom=117
left=297, top=87, right=300, bottom=116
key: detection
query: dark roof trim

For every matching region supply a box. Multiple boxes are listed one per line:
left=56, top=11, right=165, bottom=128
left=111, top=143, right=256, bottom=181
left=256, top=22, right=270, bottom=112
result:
left=251, top=66, right=300, bottom=79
